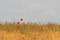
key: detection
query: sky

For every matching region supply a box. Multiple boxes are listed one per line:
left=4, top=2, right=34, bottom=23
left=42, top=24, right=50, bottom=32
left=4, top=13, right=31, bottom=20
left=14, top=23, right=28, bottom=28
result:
left=0, top=0, right=60, bottom=23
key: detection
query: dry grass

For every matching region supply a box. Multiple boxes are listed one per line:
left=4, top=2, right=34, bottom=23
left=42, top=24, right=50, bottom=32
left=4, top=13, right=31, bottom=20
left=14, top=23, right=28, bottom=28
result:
left=0, top=22, right=60, bottom=40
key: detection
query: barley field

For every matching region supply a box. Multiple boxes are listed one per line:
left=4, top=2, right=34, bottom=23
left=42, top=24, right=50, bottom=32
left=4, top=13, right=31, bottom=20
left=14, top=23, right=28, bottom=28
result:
left=0, top=22, right=60, bottom=40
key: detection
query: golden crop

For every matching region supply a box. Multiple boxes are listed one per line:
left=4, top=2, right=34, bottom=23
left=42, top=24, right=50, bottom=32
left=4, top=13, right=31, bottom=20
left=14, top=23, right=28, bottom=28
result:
left=0, top=22, right=60, bottom=40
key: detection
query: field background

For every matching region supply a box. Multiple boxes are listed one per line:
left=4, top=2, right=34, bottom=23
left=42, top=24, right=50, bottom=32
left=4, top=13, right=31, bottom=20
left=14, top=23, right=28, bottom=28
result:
left=0, top=22, right=60, bottom=40
left=0, top=0, right=60, bottom=40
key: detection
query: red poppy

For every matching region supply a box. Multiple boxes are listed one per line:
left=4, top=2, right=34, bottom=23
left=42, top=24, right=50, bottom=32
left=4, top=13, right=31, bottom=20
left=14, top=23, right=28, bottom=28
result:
left=17, top=22, right=20, bottom=24
left=20, top=18, right=23, bottom=21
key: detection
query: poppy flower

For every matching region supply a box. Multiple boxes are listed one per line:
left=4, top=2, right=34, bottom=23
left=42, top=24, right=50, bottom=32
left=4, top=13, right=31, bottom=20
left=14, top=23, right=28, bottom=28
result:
left=20, top=18, right=23, bottom=21
left=17, top=22, right=20, bottom=24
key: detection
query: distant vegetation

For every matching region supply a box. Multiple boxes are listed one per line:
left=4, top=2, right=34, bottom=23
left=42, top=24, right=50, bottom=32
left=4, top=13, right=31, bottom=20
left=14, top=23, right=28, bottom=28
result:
left=0, top=18, right=60, bottom=40
left=0, top=22, right=60, bottom=33
left=0, top=22, right=60, bottom=40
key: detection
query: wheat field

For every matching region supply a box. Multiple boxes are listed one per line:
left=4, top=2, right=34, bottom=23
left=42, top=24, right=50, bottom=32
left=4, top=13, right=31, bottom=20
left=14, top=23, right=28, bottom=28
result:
left=0, top=22, right=60, bottom=40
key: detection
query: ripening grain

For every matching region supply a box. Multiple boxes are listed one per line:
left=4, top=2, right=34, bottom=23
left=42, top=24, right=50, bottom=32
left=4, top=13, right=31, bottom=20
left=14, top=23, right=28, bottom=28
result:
left=0, top=22, right=60, bottom=40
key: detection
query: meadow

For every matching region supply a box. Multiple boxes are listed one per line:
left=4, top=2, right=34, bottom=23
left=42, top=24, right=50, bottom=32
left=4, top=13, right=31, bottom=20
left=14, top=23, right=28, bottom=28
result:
left=0, top=22, right=60, bottom=40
